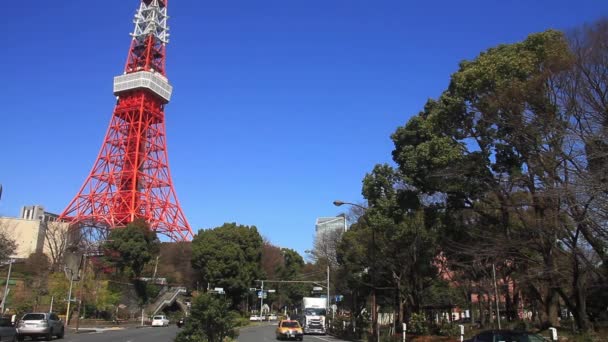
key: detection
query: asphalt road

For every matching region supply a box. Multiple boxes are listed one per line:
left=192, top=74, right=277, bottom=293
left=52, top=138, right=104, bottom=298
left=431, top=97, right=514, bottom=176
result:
left=60, top=326, right=180, bottom=342
left=238, top=323, right=349, bottom=342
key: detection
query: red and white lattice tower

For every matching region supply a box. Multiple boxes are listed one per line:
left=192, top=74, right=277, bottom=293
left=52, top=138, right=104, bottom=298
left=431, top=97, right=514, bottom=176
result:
left=59, top=0, right=193, bottom=241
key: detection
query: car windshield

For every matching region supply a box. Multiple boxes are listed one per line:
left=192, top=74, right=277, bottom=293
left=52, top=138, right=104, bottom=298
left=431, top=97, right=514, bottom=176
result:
left=22, top=314, right=45, bottom=320
left=304, top=308, right=326, bottom=316
left=282, top=321, right=300, bottom=328
left=153, top=316, right=164, bottom=320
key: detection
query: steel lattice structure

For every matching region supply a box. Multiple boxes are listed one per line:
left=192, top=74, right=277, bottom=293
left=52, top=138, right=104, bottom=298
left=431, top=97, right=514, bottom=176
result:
left=59, top=0, right=194, bottom=241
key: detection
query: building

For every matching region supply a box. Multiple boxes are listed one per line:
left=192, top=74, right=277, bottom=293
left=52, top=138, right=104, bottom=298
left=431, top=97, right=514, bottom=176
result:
left=314, top=216, right=347, bottom=266
left=0, top=205, right=68, bottom=259
left=315, top=215, right=347, bottom=236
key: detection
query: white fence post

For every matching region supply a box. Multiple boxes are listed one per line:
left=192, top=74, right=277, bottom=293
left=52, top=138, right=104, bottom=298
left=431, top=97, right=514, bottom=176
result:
left=459, top=324, right=465, bottom=342
left=549, top=327, right=558, bottom=341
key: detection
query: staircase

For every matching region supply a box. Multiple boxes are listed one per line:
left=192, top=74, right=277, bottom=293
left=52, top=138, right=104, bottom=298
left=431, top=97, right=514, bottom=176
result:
left=148, top=286, right=187, bottom=316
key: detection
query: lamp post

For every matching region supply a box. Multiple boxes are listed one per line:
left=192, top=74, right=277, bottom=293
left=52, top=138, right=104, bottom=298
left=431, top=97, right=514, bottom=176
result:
left=333, top=200, right=378, bottom=342
left=65, top=268, right=76, bottom=325
left=0, top=258, right=14, bottom=315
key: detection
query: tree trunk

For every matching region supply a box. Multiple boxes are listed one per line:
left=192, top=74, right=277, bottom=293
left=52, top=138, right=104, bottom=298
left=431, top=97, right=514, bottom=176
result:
left=542, top=288, right=560, bottom=329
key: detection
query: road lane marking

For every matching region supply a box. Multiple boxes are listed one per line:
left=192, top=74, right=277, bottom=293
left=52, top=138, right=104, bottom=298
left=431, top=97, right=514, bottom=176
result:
left=309, top=336, right=339, bottom=342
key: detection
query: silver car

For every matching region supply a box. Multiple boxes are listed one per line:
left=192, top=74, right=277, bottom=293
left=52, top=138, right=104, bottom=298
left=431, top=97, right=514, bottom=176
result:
left=0, top=317, right=17, bottom=342
left=16, top=313, right=64, bottom=341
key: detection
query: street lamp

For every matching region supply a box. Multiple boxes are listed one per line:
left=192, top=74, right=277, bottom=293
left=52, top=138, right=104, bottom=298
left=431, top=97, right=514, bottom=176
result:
left=333, top=200, right=378, bottom=342
left=0, top=258, right=15, bottom=315
left=65, top=267, right=76, bottom=325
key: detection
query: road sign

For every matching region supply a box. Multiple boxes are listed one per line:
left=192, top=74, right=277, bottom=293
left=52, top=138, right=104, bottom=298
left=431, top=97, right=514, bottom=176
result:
left=312, top=286, right=323, bottom=291
left=268, top=289, right=276, bottom=293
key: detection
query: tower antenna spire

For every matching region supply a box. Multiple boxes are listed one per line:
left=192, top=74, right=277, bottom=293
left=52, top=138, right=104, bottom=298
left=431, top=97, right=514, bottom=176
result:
left=59, top=0, right=193, bottom=241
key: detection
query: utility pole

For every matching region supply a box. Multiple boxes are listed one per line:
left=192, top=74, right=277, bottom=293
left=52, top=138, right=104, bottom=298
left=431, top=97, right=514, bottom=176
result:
left=327, top=266, right=330, bottom=316
left=0, top=259, right=13, bottom=314
left=492, top=263, right=501, bottom=329
left=259, top=281, right=264, bottom=320
left=152, top=256, right=160, bottom=282
left=75, top=254, right=88, bottom=332
left=65, top=269, right=75, bottom=326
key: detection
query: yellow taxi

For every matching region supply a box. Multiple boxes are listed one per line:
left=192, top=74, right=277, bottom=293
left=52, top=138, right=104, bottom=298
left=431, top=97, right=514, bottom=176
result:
left=275, top=320, right=304, bottom=341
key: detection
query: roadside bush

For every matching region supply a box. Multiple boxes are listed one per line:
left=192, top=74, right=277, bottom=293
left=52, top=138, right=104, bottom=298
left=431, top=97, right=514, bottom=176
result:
left=175, top=293, right=239, bottom=342
left=434, top=322, right=460, bottom=337
left=409, top=313, right=430, bottom=335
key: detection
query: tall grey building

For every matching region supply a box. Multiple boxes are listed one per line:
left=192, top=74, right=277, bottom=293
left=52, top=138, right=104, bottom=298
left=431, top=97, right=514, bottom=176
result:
left=314, top=216, right=347, bottom=267
left=315, top=216, right=347, bottom=235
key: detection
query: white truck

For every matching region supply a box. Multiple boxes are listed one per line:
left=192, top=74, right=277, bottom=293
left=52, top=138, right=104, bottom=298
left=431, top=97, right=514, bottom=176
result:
left=301, top=297, right=327, bottom=335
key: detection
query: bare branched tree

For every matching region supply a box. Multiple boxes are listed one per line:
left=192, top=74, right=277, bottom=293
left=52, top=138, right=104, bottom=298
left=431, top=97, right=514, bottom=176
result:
left=43, top=221, right=70, bottom=271
left=0, top=220, right=17, bottom=262
left=311, top=225, right=344, bottom=269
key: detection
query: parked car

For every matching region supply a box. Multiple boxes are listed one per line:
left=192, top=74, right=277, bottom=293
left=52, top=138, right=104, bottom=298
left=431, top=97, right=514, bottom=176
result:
left=249, top=315, right=262, bottom=321
left=16, top=312, right=64, bottom=341
left=268, top=313, right=278, bottom=321
left=0, top=317, right=17, bottom=342
left=465, top=330, right=549, bottom=342
left=151, top=315, right=170, bottom=327
left=276, top=320, right=303, bottom=341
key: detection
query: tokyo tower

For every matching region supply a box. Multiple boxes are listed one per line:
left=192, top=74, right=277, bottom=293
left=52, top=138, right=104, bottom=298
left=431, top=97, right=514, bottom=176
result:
left=59, top=0, right=194, bottom=241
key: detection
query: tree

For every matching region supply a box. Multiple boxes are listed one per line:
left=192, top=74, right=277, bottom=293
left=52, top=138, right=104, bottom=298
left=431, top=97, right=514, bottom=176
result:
left=156, top=241, right=195, bottom=286
left=274, top=248, right=309, bottom=311
left=0, top=220, right=17, bottom=262
left=389, top=26, right=608, bottom=332
left=43, top=221, right=70, bottom=271
left=191, top=223, right=263, bottom=309
left=175, top=292, right=239, bottom=342
left=311, top=223, right=344, bottom=270
left=103, top=219, right=160, bottom=279
left=24, top=252, right=51, bottom=311
left=261, top=239, right=284, bottom=280
left=359, top=164, right=441, bottom=326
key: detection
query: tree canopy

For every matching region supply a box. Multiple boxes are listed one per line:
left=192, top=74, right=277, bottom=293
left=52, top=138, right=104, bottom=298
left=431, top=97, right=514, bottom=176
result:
left=191, top=222, right=264, bottom=307
left=103, top=219, right=160, bottom=278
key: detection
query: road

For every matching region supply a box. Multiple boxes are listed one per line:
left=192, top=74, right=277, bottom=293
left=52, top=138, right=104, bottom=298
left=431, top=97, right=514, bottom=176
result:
left=44, top=323, right=348, bottom=342
left=238, top=323, right=349, bottom=342
left=60, top=326, right=180, bottom=342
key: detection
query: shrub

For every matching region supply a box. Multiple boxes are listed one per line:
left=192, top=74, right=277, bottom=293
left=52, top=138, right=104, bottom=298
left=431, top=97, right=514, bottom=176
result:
left=409, top=313, right=430, bottom=335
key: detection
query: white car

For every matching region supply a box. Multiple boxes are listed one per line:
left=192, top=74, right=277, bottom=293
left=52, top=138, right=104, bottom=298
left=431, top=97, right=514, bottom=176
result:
left=249, top=315, right=262, bottom=321
left=151, top=315, right=170, bottom=327
left=268, top=314, right=278, bottom=321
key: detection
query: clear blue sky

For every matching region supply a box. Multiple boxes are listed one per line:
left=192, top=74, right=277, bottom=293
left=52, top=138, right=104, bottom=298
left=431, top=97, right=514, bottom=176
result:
left=1, top=1, right=606, bottom=255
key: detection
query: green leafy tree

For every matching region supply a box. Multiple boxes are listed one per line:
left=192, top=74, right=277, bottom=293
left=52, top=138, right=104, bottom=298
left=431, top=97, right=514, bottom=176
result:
left=191, top=223, right=263, bottom=309
left=174, top=292, right=239, bottom=342
left=389, top=27, right=605, bottom=331
left=103, top=219, right=160, bottom=279
left=275, top=248, right=308, bottom=310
